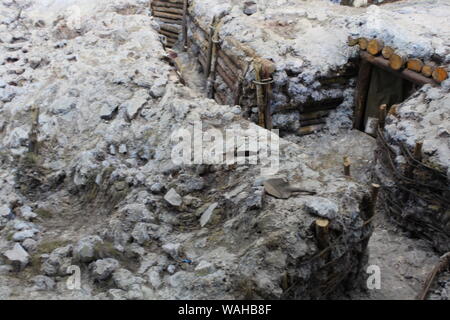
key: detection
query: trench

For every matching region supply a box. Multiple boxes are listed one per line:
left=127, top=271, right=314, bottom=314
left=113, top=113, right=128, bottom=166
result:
left=150, top=0, right=448, bottom=300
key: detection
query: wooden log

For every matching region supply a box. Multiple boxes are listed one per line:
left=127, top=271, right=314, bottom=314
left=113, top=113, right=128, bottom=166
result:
left=378, top=104, right=387, bottom=129
left=389, top=52, right=407, bottom=71
left=413, top=141, right=423, bottom=162
left=348, top=36, right=360, bottom=47
left=432, top=66, right=448, bottom=83
left=353, top=58, right=373, bottom=130
left=407, top=58, right=424, bottom=73
left=216, top=63, right=235, bottom=91
left=152, top=6, right=184, bottom=15
left=159, top=29, right=179, bottom=40
left=343, top=156, right=351, bottom=177
left=182, top=0, right=188, bottom=50
left=361, top=52, right=435, bottom=86
left=254, top=62, right=266, bottom=128
left=421, top=63, right=436, bottom=78
left=298, top=124, right=325, bottom=136
left=381, top=46, right=395, bottom=59
left=153, top=11, right=183, bottom=21
left=367, top=39, right=384, bottom=56
left=154, top=17, right=183, bottom=25
left=262, top=64, right=273, bottom=130
left=368, top=183, right=380, bottom=220
left=358, top=37, right=368, bottom=50
left=205, top=19, right=216, bottom=79
left=217, top=49, right=241, bottom=77
left=315, top=219, right=330, bottom=251
left=416, top=252, right=450, bottom=300
left=300, top=118, right=326, bottom=127
left=299, top=110, right=330, bottom=121
left=152, top=1, right=184, bottom=9
left=217, top=55, right=238, bottom=81
left=160, top=24, right=181, bottom=34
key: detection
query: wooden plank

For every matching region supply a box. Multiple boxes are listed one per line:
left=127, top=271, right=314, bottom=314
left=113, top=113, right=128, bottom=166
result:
left=353, top=57, right=373, bottom=130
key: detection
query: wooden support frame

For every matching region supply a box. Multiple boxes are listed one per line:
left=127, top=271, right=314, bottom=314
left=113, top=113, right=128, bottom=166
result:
left=353, top=58, right=373, bottom=130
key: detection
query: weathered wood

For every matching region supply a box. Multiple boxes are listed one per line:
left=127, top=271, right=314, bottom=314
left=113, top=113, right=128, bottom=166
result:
left=353, top=58, right=373, bottom=130
left=205, top=18, right=216, bottom=79
left=348, top=36, right=359, bottom=47
left=432, top=66, right=448, bottom=83
left=152, top=1, right=184, bottom=9
left=216, top=63, right=235, bottom=91
left=378, top=104, right=387, bottom=129
left=262, top=64, right=273, bottom=130
left=368, top=183, right=380, bottom=220
left=153, top=11, right=183, bottom=21
left=361, top=52, right=436, bottom=86
left=381, top=46, right=395, bottom=59
left=254, top=62, right=265, bottom=128
left=182, top=0, right=188, bottom=50
left=358, top=37, right=368, bottom=50
left=389, top=52, right=407, bottom=71
left=155, top=17, right=183, bottom=25
left=159, top=29, right=179, bottom=40
left=160, top=24, right=182, bottom=34
left=300, top=118, right=326, bottom=127
left=315, top=219, right=330, bottom=251
left=407, top=58, right=424, bottom=73
left=416, top=252, right=450, bottom=300
left=217, top=50, right=240, bottom=78
left=344, top=156, right=351, bottom=177
left=414, top=141, right=423, bottom=162
left=367, top=38, right=384, bottom=56
left=298, top=124, right=325, bottom=136
left=421, top=63, right=435, bottom=78
left=152, top=6, right=184, bottom=15
left=299, top=110, right=330, bottom=121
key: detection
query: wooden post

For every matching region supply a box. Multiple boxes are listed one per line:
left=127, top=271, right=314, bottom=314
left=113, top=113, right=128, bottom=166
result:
left=368, top=183, right=380, bottom=220
left=344, top=156, right=351, bottom=177
left=353, top=58, right=373, bottom=130
left=413, top=141, right=423, bottom=162
left=205, top=17, right=216, bottom=79
left=182, top=0, right=188, bottom=51
left=254, top=62, right=266, bottom=128
left=378, top=104, right=387, bottom=129
left=315, top=219, right=330, bottom=251
left=28, top=105, right=40, bottom=154
left=207, top=30, right=219, bottom=99
left=262, top=63, right=273, bottom=130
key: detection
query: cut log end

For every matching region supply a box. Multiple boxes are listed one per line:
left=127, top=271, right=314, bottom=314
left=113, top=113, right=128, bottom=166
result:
left=432, top=67, right=449, bottom=83
left=407, top=58, right=424, bottom=73
left=421, top=64, right=434, bottom=78
left=367, top=39, right=384, bottom=56
left=316, top=219, right=330, bottom=228
left=381, top=46, right=394, bottom=59
left=358, top=38, right=368, bottom=50
left=389, top=53, right=407, bottom=71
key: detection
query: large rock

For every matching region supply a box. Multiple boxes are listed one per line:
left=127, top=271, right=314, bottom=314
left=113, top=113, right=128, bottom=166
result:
left=73, top=236, right=103, bottom=263
left=90, top=258, right=120, bottom=280
left=4, top=243, right=29, bottom=271
left=200, top=202, right=218, bottom=227
left=164, top=188, right=182, bottom=207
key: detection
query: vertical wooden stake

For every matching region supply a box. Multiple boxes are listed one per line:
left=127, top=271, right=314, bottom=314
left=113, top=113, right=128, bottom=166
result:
left=378, top=104, right=387, bottom=129
left=414, top=141, right=423, bottom=162
left=368, top=183, right=380, bottom=220
left=28, top=105, right=40, bottom=154
left=182, top=0, right=188, bottom=51
left=344, top=156, right=351, bottom=177
left=254, top=62, right=265, bottom=128
left=205, top=17, right=216, bottom=79
left=354, top=59, right=373, bottom=130
left=262, top=65, right=273, bottom=130
left=315, top=218, right=330, bottom=251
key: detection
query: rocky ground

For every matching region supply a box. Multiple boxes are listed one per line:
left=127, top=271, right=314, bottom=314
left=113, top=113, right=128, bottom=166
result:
left=0, top=0, right=448, bottom=300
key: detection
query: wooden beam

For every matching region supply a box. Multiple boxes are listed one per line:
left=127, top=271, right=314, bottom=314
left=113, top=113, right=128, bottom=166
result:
left=353, top=58, right=373, bottom=130
left=360, top=51, right=436, bottom=86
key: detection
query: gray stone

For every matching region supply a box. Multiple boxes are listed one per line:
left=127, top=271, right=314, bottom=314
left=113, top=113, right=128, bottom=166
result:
left=131, top=223, right=149, bottom=245
left=90, top=258, right=120, bottom=280
left=243, top=1, right=257, bottom=15
left=112, top=268, right=142, bottom=290
left=304, top=197, right=339, bottom=219
left=162, top=242, right=181, bottom=259
left=164, top=188, right=182, bottom=207
left=73, top=236, right=103, bottom=263
left=4, top=243, right=29, bottom=270
left=108, top=288, right=127, bottom=300
left=22, top=238, right=38, bottom=252
left=194, top=260, right=215, bottom=275
left=147, top=267, right=163, bottom=289
left=32, top=275, right=55, bottom=291
left=200, top=202, right=218, bottom=227
left=12, top=229, right=38, bottom=242
left=167, top=264, right=176, bottom=274
left=0, top=205, right=12, bottom=218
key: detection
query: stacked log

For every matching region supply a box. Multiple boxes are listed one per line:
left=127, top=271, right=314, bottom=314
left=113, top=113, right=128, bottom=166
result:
left=349, top=36, right=448, bottom=84
left=151, top=0, right=185, bottom=48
